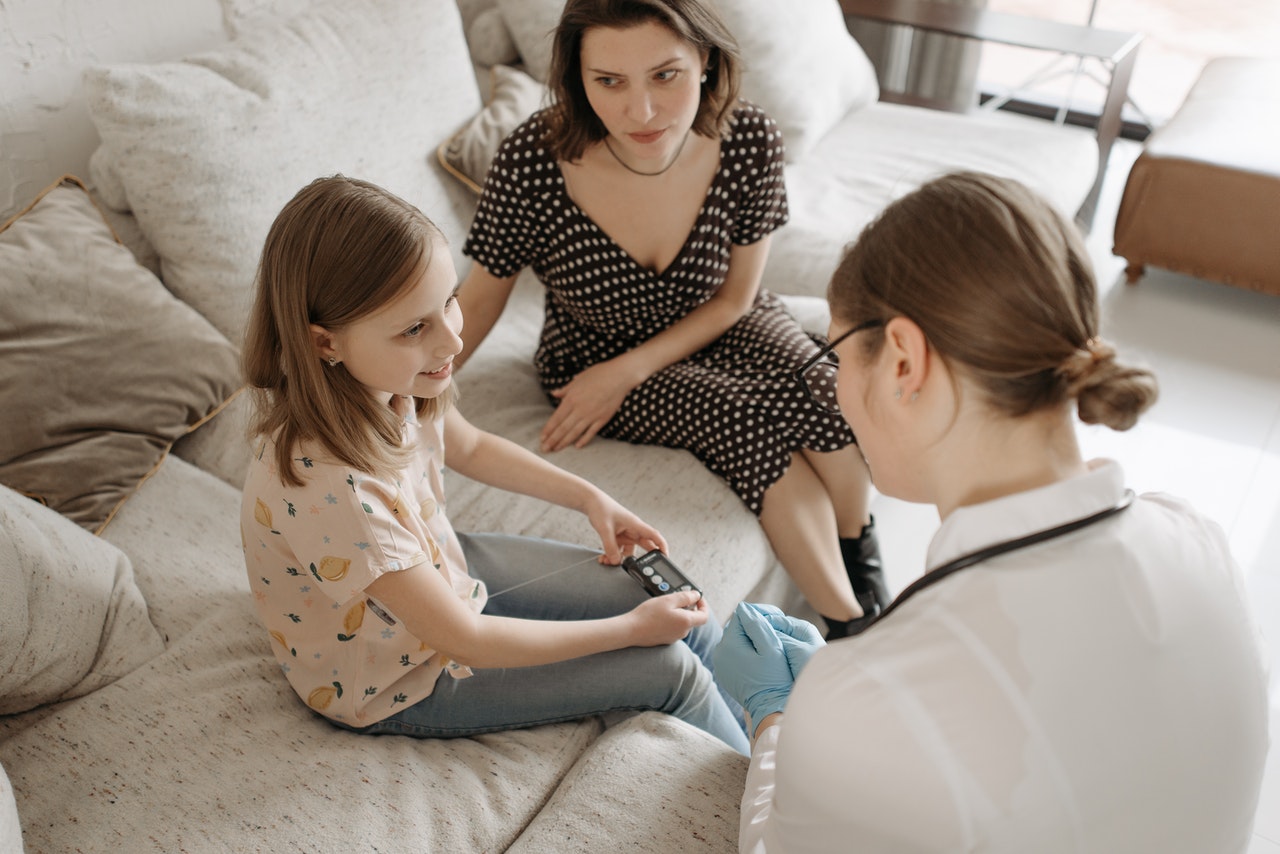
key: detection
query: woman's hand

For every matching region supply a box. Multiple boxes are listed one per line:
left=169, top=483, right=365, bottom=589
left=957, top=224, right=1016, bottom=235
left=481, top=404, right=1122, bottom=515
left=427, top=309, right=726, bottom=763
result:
left=749, top=603, right=826, bottom=680
left=582, top=490, right=667, bottom=565
left=626, top=591, right=708, bottom=646
left=713, top=603, right=800, bottom=727
left=541, top=359, right=640, bottom=452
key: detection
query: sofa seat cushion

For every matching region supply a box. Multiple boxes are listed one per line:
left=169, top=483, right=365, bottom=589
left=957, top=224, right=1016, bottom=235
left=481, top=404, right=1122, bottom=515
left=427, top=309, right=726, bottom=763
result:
left=507, top=712, right=748, bottom=853
left=85, top=0, right=482, bottom=347
left=767, top=102, right=1099, bottom=300
left=447, top=275, right=816, bottom=621
left=0, top=452, right=603, bottom=853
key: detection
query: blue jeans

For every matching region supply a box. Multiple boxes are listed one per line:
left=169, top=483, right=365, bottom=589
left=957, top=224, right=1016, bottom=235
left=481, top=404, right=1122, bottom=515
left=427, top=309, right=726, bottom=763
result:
left=357, top=532, right=749, bottom=755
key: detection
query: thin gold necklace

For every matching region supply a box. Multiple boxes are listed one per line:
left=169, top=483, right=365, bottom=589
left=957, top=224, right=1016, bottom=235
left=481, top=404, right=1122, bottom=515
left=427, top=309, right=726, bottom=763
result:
left=603, top=130, right=692, bottom=177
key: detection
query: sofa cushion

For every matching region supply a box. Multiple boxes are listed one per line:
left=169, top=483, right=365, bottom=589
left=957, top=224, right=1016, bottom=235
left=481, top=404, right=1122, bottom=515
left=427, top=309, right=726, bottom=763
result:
left=0, top=453, right=604, bottom=853
left=493, top=0, right=562, bottom=83
left=0, top=484, right=164, bottom=715
left=493, top=0, right=877, bottom=161
left=445, top=276, right=815, bottom=623
left=84, top=0, right=482, bottom=346
left=440, top=64, right=547, bottom=194
left=0, top=177, right=241, bottom=533
left=507, top=712, right=747, bottom=853
left=716, top=0, right=879, bottom=161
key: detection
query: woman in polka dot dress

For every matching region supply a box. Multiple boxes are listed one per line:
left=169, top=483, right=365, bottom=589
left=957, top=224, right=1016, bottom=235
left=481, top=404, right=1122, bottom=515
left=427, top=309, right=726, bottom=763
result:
left=458, top=0, right=885, bottom=638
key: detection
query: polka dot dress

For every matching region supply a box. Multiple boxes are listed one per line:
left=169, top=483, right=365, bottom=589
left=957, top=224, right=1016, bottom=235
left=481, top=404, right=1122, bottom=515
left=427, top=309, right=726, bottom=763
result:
left=464, top=103, right=856, bottom=515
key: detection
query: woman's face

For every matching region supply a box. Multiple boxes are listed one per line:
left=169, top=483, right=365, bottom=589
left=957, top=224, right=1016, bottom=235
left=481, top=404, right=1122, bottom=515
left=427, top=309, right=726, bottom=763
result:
left=579, top=20, right=705, bottom=168
left=830, top=316, right=902, bottom=496
left=322, top=236, right=463, bottom=405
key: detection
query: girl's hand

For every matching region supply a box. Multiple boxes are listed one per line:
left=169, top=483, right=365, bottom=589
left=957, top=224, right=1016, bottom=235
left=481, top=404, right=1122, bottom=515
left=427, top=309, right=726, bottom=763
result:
left=582, top=490, right=667, bottom=565
left=627, top=591, right=708, bottom=646
left=541, top=360, right=639, bottom=452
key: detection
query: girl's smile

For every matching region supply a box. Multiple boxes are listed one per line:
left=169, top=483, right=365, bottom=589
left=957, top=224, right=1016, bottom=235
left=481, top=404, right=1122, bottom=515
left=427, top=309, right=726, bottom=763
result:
left=313, top=234, right=463, bottom=404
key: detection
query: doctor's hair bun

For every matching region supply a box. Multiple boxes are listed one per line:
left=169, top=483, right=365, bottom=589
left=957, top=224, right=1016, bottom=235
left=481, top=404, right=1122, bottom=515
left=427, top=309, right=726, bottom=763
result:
left=827, top=171, right=1158, bottom=432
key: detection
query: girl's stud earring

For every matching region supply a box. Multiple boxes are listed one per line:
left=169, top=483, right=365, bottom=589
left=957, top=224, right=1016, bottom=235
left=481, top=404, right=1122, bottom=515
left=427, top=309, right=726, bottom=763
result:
left=910, top=391, right=919, bottom=403
left=894, top=388, right=903, bottom=400
left=327, top=356, right=338, bottom=367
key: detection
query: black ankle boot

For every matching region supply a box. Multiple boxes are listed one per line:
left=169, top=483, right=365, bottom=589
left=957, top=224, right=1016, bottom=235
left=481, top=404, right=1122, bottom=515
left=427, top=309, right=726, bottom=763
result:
left=834, top=517, right=890, bottom=636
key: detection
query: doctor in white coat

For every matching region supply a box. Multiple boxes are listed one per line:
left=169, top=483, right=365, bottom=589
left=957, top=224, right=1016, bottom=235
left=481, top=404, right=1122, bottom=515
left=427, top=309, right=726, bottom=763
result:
left=714, top=171, right=1270, bottom=853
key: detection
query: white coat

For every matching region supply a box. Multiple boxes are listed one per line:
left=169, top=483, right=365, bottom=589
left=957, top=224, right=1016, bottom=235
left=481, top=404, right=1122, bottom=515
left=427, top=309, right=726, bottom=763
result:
left=740, top=460, right=1270, bottom=853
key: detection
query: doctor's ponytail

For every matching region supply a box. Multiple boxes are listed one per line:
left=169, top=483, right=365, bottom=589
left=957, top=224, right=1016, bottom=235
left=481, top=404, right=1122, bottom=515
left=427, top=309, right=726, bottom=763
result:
left=828, top=171, right=1157, bottom=430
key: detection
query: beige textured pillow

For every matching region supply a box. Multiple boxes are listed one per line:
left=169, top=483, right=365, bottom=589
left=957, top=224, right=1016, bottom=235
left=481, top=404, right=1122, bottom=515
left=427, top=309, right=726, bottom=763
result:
left=84, top=0, right=482, bottom=347
left=440, top=64, right=547, bottom=194
left=0, top=484, right=165, bottom=715
left=0, top=177, right=241, bottom=533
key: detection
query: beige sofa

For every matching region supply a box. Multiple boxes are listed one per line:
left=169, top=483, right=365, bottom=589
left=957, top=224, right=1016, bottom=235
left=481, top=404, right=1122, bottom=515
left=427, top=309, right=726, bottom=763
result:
left=0, top=0, right=1098, bottom=850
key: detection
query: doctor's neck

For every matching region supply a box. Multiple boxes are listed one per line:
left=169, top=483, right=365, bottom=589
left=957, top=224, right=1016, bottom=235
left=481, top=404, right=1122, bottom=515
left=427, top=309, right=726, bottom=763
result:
left=933, top=404, right=1087, bottom=520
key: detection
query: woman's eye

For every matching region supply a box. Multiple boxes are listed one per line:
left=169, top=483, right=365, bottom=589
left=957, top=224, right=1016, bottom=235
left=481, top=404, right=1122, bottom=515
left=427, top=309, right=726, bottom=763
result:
left=596, top=76, right=619, bottom=88
left=655, top=69, right=679, bottom=82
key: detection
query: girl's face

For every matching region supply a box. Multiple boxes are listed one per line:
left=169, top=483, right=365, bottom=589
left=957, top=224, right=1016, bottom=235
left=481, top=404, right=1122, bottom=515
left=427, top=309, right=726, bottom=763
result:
left=579, top=20, right=706, bottom=168
left=320, top=237, right=463, bottom=404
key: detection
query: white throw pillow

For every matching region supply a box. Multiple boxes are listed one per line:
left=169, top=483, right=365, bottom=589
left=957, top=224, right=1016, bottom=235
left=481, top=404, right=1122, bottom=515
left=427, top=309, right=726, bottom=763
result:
left=0, top=485, right=166, bottom=715
left=717, top=0, right=879, bottom=160
left=494, top=0, right=878, bottom=161
left=84, top=0, right=482, bottom=346
left=439, top=65, right=548, bottom=193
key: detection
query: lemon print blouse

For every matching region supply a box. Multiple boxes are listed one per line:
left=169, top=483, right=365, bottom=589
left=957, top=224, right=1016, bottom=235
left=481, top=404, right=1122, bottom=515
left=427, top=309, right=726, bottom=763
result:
left=240, top=397, right=486, bottom=726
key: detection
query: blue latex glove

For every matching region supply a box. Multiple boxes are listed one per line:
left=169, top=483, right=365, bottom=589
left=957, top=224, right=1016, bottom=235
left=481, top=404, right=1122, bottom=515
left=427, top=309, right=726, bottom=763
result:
left=749, top=604, right=826, bottom=680
left=713, top=602, right=797, bottom=726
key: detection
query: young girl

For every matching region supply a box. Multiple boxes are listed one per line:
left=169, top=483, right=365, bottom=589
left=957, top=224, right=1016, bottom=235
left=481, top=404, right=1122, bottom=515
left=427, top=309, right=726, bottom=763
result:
left=456, top=0, right=886, bottom=638
left=239, top=175, right=748, bottom=754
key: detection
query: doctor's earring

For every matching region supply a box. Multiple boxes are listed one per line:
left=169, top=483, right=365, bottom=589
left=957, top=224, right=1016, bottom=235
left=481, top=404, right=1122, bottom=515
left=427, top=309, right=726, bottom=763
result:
left=700, top=73, right=708, bottom=83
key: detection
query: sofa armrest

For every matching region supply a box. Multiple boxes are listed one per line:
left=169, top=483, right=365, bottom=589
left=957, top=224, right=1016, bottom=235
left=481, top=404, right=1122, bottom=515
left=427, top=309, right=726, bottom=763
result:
left=838, top=0, right=1142, bottom=228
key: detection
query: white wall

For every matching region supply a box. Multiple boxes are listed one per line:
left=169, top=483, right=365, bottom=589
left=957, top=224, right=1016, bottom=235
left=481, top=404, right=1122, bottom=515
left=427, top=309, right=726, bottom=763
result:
left=0, top=0, right=496, bottom=222
left=0, top=0, right=245, bottom=221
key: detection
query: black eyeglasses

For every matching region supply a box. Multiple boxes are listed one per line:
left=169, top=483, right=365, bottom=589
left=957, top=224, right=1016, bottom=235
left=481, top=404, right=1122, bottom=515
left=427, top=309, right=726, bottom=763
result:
left=795, top=319, right=884, bottom=413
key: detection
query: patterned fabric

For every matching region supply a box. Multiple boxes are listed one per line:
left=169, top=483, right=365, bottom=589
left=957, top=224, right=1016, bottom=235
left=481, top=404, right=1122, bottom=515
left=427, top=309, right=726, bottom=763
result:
left=241, top=397, right=485, bottom=726
left=464, top=103, right=855, bottom=514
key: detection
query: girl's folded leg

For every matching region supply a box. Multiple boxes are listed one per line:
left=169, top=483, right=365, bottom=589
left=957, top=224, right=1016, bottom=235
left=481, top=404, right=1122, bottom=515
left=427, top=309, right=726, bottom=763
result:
left=459, top=531, right=746, bottom=732
left=353, top=532, right=748, bottom=753
left=359, top=641, right=748, bottom=754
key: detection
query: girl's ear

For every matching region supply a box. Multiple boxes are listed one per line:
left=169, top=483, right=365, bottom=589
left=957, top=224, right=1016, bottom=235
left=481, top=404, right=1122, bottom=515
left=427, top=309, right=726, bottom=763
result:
left=883, top=316, right=930, bottom=401
left=310, top=324, right=338, bottom=363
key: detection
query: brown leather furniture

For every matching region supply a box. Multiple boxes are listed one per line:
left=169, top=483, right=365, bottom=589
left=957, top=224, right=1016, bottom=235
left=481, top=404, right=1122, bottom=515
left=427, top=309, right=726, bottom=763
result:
left=1113, top=57, right=1280, bottom=296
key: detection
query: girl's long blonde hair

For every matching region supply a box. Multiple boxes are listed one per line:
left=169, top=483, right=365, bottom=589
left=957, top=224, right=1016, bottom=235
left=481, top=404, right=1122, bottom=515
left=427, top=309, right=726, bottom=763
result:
left=243, top=175, right=456, bottom=487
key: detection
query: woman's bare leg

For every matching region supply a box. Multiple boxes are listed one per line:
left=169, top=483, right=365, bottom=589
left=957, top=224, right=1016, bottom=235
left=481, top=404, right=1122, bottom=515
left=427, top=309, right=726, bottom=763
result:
left=759, top=453, right=861, bottom=621
left=799, top=444, right=874, bottom=538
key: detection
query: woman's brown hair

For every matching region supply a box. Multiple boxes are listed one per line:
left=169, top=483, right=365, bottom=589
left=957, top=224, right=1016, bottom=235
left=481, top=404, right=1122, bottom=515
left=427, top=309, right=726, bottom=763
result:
left=242, top=175, right=455, bottom=487
left=543, top=0, right=742, bottom=162
left=829, top=171, right=1157, bottom=430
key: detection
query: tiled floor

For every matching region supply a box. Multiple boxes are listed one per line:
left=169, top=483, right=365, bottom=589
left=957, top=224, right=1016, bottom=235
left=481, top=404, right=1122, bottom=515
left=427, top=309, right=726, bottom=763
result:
left=869, top=138, right=1280, bottom=849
